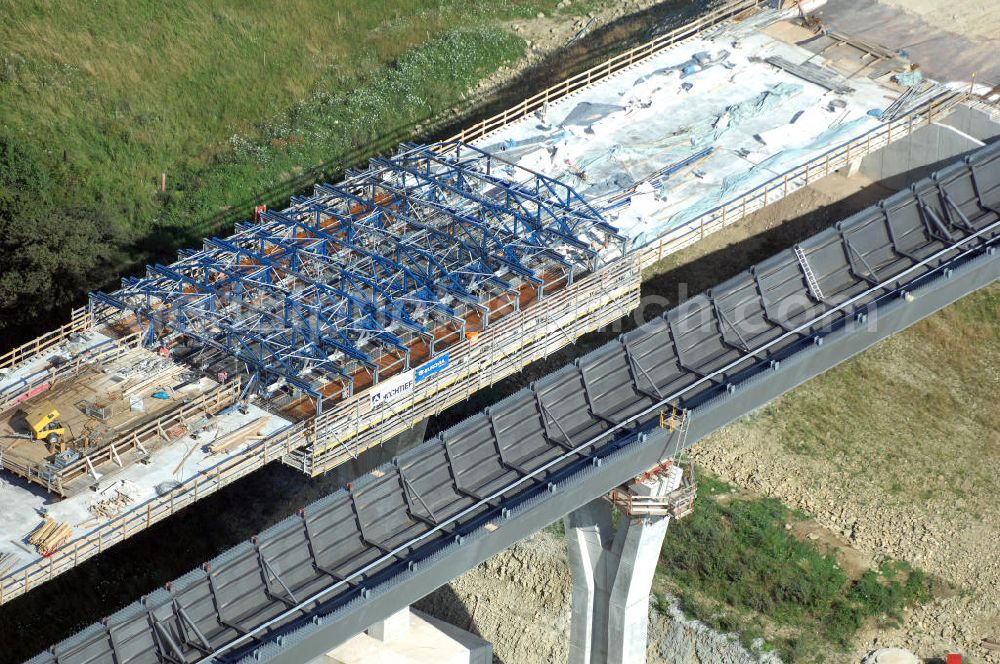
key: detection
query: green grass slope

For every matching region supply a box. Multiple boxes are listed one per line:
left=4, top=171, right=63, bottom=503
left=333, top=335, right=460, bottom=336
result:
left=658, top=476, right=935, bottom=662
left=0, top=0, right=591, bottom=340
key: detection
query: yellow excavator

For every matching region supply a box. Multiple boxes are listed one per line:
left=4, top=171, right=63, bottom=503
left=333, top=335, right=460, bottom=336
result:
left=23, top=401, right=66, bottom=451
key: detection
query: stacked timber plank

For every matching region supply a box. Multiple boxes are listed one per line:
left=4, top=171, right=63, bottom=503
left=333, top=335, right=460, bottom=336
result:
left=27, top=517, right=73, bottom=556
left=207, top=416, right=269, bottom=455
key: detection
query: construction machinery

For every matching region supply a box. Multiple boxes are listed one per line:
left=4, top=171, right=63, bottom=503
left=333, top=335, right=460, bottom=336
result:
left=22, top=401, right=65, bottom=450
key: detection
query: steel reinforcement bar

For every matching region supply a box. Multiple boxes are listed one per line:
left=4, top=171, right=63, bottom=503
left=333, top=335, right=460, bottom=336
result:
left=0, top=332, right=144, bottom=495
left=51, top=380, right=243, bottom=495
left=26, top=141, right=1000, bottom=664
left=0, top=331, right=142, bottom=417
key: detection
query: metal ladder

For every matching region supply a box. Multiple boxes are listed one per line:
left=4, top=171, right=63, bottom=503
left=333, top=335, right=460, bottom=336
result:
left=794, top=244, right=825, bottom=301
left=678, top=408, right=691, bottom=450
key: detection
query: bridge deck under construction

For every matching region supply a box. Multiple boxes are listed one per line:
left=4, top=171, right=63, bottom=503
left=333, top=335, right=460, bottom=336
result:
left=27, top=139, right=1000, bottom=664
left=0, top=0, right=993, bottom=607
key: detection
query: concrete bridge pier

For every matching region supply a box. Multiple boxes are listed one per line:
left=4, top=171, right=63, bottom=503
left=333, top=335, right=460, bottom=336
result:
left=564, top=492, right=672, bottom=664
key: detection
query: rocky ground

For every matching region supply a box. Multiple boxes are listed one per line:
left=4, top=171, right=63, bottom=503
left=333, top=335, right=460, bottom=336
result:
left=876, top=0, right=1000, bottom=44
left=650, top=170, right=997, bottom=661
left=692, top=403, right=1000, bottom=662
left=417, top=530, right=780, bottom=664
left=467, top=0, right=703, bottom=100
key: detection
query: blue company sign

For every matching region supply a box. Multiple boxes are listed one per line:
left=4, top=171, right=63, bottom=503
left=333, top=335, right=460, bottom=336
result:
left=415, top=353, right=450, bottom=383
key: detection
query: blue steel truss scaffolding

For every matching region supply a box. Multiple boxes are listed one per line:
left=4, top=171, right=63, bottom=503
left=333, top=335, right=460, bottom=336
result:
left=91, top=141, right=624, bottom=412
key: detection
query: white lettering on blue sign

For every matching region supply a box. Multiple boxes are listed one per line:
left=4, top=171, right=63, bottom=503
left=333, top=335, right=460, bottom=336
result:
left=415, top=353, right=450, bottom=382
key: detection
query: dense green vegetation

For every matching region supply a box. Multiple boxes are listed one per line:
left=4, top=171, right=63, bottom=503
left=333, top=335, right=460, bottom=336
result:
left=657, top=476, right=933, bottom=662
left=0, top=0, right=597, bottom=342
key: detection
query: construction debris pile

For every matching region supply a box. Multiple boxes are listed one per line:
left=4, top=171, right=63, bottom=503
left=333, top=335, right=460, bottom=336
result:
left=206, top=416, right=269, bottom=455
left=86, top=480, right=140, bottom=521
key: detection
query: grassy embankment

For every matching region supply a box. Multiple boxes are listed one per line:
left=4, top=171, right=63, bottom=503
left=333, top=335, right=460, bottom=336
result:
left=628, top=175, right=1000, bottom=661
left=651, top=282, right=998, bottom=662
left=753, top=283, right=1000, bottom=506
left=656, top=475, right=937, bottom=663
left=0, top=0, right=601, bottom=343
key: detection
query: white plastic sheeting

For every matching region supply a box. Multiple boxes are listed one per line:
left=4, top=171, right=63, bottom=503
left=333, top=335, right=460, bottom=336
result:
left=477, top=20, right=896, bottom=248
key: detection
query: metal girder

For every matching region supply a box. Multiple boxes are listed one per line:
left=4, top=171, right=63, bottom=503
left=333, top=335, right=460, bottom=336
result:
left=316, top=180, right=543, bottom=296
left=373, top=153, right=598, bottom=259
left=404, top=141, right=615, bottom=233
left=89, top=139, right=616, bottom=402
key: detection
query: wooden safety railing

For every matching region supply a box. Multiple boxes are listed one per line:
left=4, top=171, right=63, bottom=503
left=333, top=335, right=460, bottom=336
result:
left=52, top=379, right=243, bottom=494
left=0, top=332, right=142, bottom=416
left=0, top=419, right=308, bottom=606
left=448, top=0, right=761, bottom=145
left=0, top=307, right=92, bottom=374
left=0, top=343, right=232, bottom=497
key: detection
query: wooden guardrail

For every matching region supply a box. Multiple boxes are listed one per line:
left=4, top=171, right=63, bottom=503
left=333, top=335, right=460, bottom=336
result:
left=0, top=332, right=142, bottom=416
left=51, top=379, right=243, bottom=494
left=0, top=419, right=308, bottom=605
left=448, top=0, right=761, bottom=145
left=0, top=333, right=145, bottom=495
left=0, top=307, right=92, bottom=374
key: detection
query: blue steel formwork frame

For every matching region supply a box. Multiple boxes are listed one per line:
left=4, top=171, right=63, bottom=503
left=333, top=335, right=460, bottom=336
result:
left=91, top=141, right=621, bottom=412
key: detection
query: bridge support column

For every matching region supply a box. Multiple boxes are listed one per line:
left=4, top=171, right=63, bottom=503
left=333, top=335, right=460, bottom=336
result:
left=564, top=497, right=671, bottom=664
